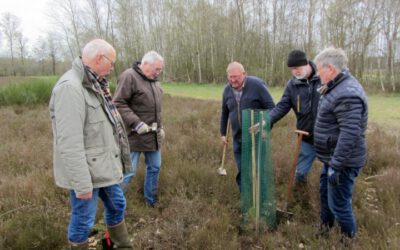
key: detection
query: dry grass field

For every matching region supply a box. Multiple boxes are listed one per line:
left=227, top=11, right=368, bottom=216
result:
left=0, top=93, right=399, bottom=249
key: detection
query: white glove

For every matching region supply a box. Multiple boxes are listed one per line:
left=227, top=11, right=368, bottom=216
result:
left=136, top=122, right=150, bottom=135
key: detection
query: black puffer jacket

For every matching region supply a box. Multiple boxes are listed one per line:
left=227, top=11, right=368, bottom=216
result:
left=314, top=70, right=368, bottom=170
left=270, top=61, right=321, bottom=144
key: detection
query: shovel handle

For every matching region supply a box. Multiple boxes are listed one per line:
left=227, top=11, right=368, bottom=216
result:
left=221, top=120, right=230, bottom=169
left=283, top=130, right=309, bottom=211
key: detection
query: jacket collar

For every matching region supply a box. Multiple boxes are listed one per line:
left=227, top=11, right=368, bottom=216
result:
left=71, top=57, right=96, bottom=90
left=319, top=70, right=348, bottom=95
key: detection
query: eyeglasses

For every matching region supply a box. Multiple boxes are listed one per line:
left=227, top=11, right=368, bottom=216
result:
left=102, top=55, right=115, bottom=67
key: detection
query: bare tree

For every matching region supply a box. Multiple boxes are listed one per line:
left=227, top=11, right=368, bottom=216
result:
left=15, top=31, right=28, bottom=75
left=0, top=12, right=22, bottom=76
left=380, top=0, right=400, bottom=91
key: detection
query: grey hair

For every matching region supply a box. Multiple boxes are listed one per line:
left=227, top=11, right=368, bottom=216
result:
left=314, top=47, right=348, bottom=71
left=82, top=39, right=115, bottom=60
left=141, top=51, right=164, bottom=64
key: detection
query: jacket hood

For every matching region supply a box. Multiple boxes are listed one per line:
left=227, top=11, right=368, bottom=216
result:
left=132, top=61, right=158, bottom=82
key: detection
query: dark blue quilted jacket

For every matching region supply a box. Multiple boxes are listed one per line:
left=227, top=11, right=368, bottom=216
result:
left=314, top=70, right=368, bottom=170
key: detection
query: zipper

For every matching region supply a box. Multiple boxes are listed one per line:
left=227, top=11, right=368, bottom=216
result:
left=309, top=80, right=315, bottom=122
left=237, top=100, right=241, bottom=127
left=149, top=82, right=159, bottom=150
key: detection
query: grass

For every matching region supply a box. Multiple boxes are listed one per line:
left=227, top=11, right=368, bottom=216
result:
left=162, top=82, right=400, bottom=130
left=0, top=76, right=58, bottom=106
left=367, top=93, right=400, bottom=130
left=0, top=77, right=399, bottom=249
left=162, top=82, right=283, bottom=103
left=1, top=77, right=399, bottom=130
left=0, top=94, right=399, bottom=249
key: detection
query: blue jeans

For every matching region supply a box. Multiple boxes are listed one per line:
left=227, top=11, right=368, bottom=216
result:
left=127, top=150, right=161, bottom=206
left=68, top=184, right=126, bottom=243
left=295, top=141, right=316, bottom=183
left=320, top=164, right=360, bottom=238
left=233, top=139, right=242, bottom=189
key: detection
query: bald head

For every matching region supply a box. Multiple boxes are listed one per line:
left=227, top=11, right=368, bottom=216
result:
left=81, top=39, right=116, bottom=77
left=226, top=61, right=246, bottom=89
left=226, top=61, right=245, bottom=74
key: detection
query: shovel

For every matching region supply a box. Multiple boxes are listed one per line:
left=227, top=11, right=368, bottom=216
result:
left=277, top=129, right=309, bottom=220
left=217, top=120, right=230, bottom=176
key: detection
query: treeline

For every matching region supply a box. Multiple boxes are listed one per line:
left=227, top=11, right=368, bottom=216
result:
left=1, top=0, right=399, bottom=92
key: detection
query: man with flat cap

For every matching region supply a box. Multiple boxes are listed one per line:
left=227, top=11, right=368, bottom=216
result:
left=270, top=50, right=321, bottom=189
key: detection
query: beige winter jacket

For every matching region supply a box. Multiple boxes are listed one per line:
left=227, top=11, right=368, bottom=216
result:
left=49, top=58, right=132, bottom=196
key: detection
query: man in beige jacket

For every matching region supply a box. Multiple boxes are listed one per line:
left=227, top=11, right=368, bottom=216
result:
left=49, top=39, right=133, bottom=250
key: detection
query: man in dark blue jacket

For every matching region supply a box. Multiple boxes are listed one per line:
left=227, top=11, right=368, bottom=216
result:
left=270, top=50, right=321, bottom=184
left=314, top=47, right=368, bottom=241
left=220, top=61, right=275, bottom=189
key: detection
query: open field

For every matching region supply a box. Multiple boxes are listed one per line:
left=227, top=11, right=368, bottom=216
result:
left=162, top=82, right=400, bottom=131
left=0, top=77, right=399, bottom=249
left=1, top=90, right=400, bottom=249
left=1, top=77, right=399, bottom=130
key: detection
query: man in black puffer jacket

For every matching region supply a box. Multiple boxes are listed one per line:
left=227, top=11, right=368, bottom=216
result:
left=220, top=61, right=275, bottom=190
left=270, top=50, right=321, bottom=184
left=314, top=47, right=368, bottom=241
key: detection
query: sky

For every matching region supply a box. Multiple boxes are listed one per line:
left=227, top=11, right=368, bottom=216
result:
left=0, top=0, right=50, bottom=54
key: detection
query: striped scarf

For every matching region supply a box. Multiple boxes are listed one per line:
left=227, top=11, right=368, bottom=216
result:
left=86, top=67, right=125, bottom=147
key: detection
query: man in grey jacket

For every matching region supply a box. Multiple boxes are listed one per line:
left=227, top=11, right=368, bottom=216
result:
left=113, top=51, right=164, bottom=207
left=49, top=39, right=133, bottom=250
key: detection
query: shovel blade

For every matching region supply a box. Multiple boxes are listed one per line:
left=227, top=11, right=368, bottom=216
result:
left=217, top=167, right=227, bottom=176
left=276, top=208, right=294, bottom=224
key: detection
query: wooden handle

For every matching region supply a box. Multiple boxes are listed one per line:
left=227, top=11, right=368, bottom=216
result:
left=283, top=130, right=308, bottom=211
left=220, top=120, right=230, bottom=169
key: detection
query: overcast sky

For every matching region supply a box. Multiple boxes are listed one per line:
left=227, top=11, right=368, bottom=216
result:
left=0, top=0, right=50, bottom=54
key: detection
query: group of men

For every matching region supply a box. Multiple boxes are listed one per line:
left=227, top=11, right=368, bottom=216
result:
left=220, top=48, right=368, bottom=241
left=49, top=38, right=367, bottom=249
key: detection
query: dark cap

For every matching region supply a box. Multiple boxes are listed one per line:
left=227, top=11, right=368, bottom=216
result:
left=287, top=50, right=308, bottom=67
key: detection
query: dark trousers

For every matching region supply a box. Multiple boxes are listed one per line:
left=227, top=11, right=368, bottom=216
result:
left=320, top=164, right=360, bottom=238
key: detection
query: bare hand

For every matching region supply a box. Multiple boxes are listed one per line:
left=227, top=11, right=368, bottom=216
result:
left=221, top=136, right=228, bottom=145
left=77, top=192, right=93, bottom=200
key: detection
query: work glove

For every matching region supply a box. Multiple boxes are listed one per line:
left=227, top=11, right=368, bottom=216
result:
left=248, top=120, right=266, bottom=134
left=136, top=122, right=150, bottom=135
left=328, top=167, right=340, bottom=186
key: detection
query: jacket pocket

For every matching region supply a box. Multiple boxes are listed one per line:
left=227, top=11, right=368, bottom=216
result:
left=86, top=148, right=120, bottom=183
left=85, top=100, right=107, bottom=148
